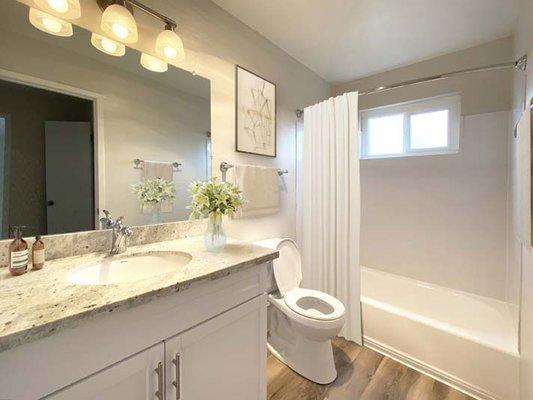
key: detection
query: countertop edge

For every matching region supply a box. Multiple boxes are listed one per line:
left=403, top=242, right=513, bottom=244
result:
left=0, top=250, right=278, bottom=354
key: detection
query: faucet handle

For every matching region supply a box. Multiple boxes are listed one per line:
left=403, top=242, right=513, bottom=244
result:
left=100, top=210, right=115, bottom=229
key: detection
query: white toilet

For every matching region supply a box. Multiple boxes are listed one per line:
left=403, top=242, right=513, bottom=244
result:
left=256, top=238, right=345, bottom=384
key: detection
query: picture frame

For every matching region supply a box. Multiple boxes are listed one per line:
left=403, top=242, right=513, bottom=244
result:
left=235, top=65, right=277, bottom=157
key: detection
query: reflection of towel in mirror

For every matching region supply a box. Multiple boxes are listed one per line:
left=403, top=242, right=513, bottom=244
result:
left=142, top=161, right=174, bottom=213
left=231, top=164, right=279, bottom=218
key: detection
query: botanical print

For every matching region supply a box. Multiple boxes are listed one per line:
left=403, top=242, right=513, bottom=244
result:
left=236, top=66, right=276, bottom=157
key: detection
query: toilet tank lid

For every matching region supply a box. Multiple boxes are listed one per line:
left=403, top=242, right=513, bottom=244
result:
left=255, top=238, right=302, bottom=295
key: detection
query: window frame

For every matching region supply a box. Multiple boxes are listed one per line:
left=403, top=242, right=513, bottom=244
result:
left=359, top=94, right=461, bottom=160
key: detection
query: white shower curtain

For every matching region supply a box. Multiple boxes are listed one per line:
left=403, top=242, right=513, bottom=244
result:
left=300, top=92, right=362, bottom=344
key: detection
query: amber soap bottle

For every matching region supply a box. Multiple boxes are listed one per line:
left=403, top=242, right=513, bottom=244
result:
left=8, top=226, right=28, bottom=276
left=32, top=235, right=45, bottom=270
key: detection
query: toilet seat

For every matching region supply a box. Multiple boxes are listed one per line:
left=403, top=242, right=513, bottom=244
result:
left=284, top=288, right=345, bottom=321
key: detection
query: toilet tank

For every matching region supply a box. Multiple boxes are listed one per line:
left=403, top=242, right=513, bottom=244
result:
left=254, top=239, right=281, bottom=294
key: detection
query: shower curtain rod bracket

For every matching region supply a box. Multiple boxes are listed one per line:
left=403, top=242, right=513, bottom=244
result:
left=516, top=54, right=528, bottom=72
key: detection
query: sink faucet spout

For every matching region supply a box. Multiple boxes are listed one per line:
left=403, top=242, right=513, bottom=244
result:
left=100, top=210, right=133, bottom=254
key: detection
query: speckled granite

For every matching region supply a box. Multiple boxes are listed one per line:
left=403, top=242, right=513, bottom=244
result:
left=0, top=219, right=207, bottom=268
left=0, top=236, right=277, bottom=353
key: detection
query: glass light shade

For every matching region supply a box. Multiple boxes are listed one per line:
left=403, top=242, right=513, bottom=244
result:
left=91, top=33, right=125, bottom=57
left=34, top=0, right=81, bottom=19
left=155, top=29, right=185, bottom=61
left=101, top=4, right=138, bottom=44
left=29, top=8, right=73, bottom=37
left=140, top=53, right=168, bottom=73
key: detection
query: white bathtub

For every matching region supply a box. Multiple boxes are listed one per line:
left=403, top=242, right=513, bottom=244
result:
left=361, top=267, right=519, bottom=400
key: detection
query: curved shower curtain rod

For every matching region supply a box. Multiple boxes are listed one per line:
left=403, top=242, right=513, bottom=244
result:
left=295, top=54, right=528, bottom=117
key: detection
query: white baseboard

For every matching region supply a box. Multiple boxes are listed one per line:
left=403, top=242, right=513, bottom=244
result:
left=363, top=336, right=499, bottom=400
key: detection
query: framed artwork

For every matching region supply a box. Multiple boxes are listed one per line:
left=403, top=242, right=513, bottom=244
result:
left=236, top=66, right=276, bottom=157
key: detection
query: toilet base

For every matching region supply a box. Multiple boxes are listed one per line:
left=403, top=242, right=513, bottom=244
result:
left=266, top=291, right=345, bottom=385
left=267, top=304, right=339, bottom=384
left=268, top=339, right=337, bottom=384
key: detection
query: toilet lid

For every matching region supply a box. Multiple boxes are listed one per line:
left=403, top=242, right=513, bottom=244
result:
left=270, top=238, right=302, bottom=296
left=284, top=288, right=345, bottom=321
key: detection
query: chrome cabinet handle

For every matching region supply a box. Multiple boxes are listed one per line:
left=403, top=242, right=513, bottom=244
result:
left=155, top=361, right=164, bottom=400
left=172, top=353, right=181, bottom=400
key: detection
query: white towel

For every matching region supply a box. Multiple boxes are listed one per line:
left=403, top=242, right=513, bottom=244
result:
left=141, top=161, right=174, bottom=213
left=231, top=164, right=279, bottom=219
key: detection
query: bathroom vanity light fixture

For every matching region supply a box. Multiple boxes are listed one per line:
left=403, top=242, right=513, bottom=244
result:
left=96, top=0, right=183, bottom=68
left=99, top=0, right=138, bottom=43
left=29, top=7, right=73, bottom=37
left=91, top=33, right=126, bottom=56
left=140, top=53, right=168, bottom=72
left=156, top=24, right=184, bottom=61
left=34, top=0, right=81, bottom=19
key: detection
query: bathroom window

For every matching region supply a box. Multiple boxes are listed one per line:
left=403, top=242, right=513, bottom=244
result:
left=360, top=94, right=461, bottom=159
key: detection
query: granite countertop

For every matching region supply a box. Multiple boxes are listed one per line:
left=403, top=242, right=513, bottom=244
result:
left=0, top=236, right=278, bottom=353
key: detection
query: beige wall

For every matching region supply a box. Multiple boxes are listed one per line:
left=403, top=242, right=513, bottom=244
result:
left=130, top=0, right=331, bottom=240
left=6, top=0, right=330, bottom=240
left=335, top=39, right=514, bottom=300
left=512, top=0, right=533, bottom=398
left=334, top=36, right=514, bottom=116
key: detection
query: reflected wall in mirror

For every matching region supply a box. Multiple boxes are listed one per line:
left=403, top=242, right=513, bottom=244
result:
left=0, top=1, right=211, bottom=239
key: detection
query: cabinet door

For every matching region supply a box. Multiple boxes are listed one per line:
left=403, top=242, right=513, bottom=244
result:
left=47, top=343, right=165, bottom=400
left=165, top=294, right=267, bottom=400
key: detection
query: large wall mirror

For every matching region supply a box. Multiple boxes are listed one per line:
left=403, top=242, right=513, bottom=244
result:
left=0, top=0, right=211, bottom=239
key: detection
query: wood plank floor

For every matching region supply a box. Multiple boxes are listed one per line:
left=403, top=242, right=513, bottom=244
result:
left=267, top=337, right=474, bottom=400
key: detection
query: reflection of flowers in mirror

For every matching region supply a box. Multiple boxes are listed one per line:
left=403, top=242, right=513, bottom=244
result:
left=132, top=178, right=176, bottom=206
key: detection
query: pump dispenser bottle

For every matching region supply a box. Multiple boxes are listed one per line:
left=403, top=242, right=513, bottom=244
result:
left=8, top=226, right=28, bottom=276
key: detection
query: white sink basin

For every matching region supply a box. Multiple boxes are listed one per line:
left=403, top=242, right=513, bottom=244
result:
left=68, top=251, right=192, bottom=285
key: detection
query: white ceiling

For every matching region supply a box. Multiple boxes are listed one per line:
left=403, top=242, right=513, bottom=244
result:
left=212, top=0, right=520, bottom=84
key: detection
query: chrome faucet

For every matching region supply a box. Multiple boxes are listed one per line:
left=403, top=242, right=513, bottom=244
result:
left=100, top=210, right=133, bottom=255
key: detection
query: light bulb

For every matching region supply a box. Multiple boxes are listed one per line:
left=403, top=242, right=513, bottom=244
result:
left=47, top=0, right=68, bottom=13
left=29, top=8, right=73, bottom=37
left=42, top=17, right=62, bottom=32
left=112, top=23, right=128, bottom=39
left=163, top=46, right=177, bottom=59
left=101, top=4, right=138, bottom=43
left=101, top=38, right=117, bottom=53
left=34, top=0, right=80, bottom=19
left=90, top=33, right=125, bottom=57
left=156, top=28, right=185, bottom=61
left=140, top=53, right=168, bottom=73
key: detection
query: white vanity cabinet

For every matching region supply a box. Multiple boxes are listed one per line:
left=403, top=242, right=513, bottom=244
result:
left=164, top=295, right=266, bottom=400
left=47, top=344, right=165, bottom=400
left=47, top=295, right=266, bottom=400
left=0, top=263, right=270, bottom=400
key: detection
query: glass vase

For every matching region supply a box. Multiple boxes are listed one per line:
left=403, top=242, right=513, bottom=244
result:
left=204, top=212, right=226, bottom=252
left=150, top=202, right=162, bottom=224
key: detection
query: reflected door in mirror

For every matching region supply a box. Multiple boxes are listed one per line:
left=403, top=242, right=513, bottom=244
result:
left=45, top=121, right=94, bottom=234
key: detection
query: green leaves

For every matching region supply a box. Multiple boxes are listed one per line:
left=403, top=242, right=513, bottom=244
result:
left=132, top=178, right=176, bottom=206
left=188, top=178, right=245, bottom=219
